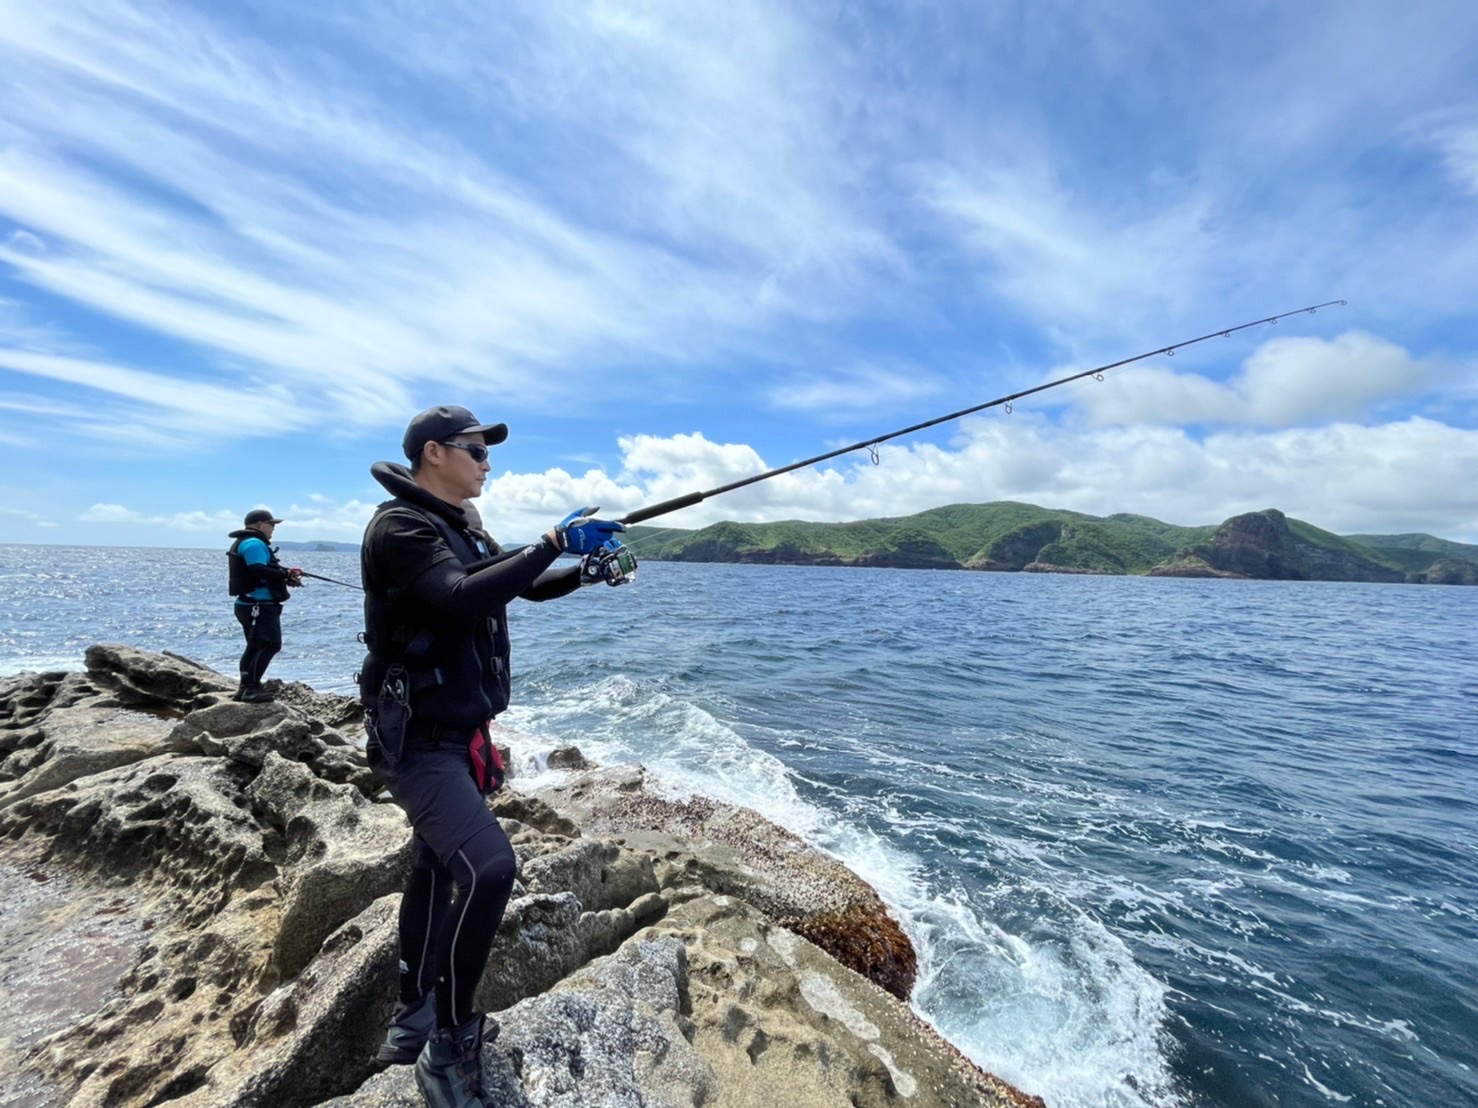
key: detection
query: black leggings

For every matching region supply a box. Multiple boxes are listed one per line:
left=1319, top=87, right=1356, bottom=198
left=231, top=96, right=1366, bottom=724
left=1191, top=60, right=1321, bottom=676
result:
left=373, top=738, right=518, bottom=1027
left=234, top=601, right=282, bottom=686
left=397, top=822, right=517, bottom=1026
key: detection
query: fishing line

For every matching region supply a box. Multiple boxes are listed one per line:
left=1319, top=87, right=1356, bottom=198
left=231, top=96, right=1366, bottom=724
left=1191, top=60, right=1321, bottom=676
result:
left=615, top=300, right=1346, bottom=527
left=619, top=524, right=694, bottom=555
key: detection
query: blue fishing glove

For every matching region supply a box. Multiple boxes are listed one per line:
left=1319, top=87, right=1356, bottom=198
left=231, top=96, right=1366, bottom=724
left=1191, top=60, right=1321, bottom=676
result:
left=554, top=507, right=626, bottom=555
left=580, top=540, right=637, bottom=586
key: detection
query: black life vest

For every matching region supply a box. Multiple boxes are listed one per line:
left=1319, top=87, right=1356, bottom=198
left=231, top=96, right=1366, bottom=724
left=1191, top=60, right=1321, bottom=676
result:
left=358, top=464, right=511, bottom=730
left=226, top=529, right=288, bottom=601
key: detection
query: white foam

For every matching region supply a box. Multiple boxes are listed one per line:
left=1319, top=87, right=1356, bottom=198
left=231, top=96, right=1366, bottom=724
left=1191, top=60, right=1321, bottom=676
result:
left=508, top=673, right=1181, bottom=1108
left=0, top=655, right=80, bottom=677
left=1301, top=1061, right=1352, bottom=1102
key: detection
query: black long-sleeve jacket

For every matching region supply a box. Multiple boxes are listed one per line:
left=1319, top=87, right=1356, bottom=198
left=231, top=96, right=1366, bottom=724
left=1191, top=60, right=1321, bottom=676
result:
left=358, top=462, right=579, bottom=730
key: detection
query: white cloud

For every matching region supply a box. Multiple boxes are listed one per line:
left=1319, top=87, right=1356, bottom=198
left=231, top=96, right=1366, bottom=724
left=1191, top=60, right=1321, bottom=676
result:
left=460, top=417, right=1478, bottom=546
left=1446, top=133, right=1478, bottom=194
left=0, top=506, right=46, bottom=520
left=0, top=349, right=303, bottom=442
left=0, top=392, right=91, bottom=419
left=360, top=1, right=902, bottom=297
left=274, top=499, right=381, bottom=541
left=0, top=0, right=903, bottom=449
left=79, top=503, right=147, bottom=523
left=69, top=409, right=1477, bottom=550
left=1067, top=332, right=1442, bottom=428
left=917, top=162, right=1212, bottom=337
left=68, top=499, right=376, bottom=541
left=157, top=510, right=245, bottom=532
left=620, top=432, right=769, bottom=488
left=4, top=229, right=45, bottom=254
left=1237, top=332, right=1437, bottom=425
left=766, top=361, right=944, bottom=416
left=1419, top=114, right=1478, bottom=197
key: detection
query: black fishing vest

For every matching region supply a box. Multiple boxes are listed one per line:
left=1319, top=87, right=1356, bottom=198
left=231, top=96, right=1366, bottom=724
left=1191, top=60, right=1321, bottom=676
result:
left=359, top=491, right=512, bottom=731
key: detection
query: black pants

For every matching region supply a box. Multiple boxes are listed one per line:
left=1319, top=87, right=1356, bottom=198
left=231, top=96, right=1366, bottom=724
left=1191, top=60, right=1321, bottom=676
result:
left=370, top=740, right=517, bottom=1027
left=234, top=601, right=282, bottom=688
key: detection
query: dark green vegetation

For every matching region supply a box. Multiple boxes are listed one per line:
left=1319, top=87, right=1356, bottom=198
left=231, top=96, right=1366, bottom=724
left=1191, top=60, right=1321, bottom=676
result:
left=625, top=504, right=1478, bottom=585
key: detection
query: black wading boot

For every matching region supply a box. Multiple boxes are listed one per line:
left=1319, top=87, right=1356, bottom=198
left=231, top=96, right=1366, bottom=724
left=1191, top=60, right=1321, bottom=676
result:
left=376, top=992, right=437, bottom=1065
left=239, top=684, right=273, bottom=703
left=415, top=1013, right=497, bottom=1108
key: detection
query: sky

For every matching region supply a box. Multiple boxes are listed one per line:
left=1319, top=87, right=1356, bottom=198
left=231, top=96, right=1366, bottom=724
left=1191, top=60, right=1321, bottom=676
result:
left=1, top=0, right=1476, bottom=549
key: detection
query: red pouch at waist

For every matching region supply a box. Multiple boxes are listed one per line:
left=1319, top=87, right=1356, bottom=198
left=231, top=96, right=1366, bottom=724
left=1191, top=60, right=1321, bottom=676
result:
left=467, top=724, right=505, bottom=795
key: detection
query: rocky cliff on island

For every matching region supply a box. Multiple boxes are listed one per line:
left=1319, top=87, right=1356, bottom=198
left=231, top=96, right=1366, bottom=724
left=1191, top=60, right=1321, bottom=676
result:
left=1149, top=509, right=1406, bottom=582
left=0, top=646, right=1041, bottom=1108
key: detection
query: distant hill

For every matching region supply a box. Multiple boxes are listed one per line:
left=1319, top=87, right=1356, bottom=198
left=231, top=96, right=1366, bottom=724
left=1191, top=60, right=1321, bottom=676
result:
left=275, top=540, right=360, bottom=552
left=1341, top=532, right=1478, bottom=573
left=626, top=503, right=1476, bottom=586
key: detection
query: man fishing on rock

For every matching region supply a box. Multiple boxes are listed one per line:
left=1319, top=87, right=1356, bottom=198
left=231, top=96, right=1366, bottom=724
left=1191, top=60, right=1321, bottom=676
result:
left=226, top=508, right=303, bottom=702
left=358, top=404, right=635, bottom=1108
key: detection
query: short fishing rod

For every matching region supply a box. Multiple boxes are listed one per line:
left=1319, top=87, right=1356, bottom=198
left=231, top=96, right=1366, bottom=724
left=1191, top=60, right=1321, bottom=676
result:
left=617, top=300, right=1346, bottom=526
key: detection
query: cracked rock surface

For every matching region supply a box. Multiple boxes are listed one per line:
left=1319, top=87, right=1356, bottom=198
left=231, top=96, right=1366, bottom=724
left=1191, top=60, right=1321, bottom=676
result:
left=0, top=646, right=1041, bottom=1107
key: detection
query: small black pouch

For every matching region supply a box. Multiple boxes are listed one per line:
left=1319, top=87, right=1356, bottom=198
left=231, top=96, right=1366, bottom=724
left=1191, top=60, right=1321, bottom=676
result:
left=370, top=664, right=413, bottom=770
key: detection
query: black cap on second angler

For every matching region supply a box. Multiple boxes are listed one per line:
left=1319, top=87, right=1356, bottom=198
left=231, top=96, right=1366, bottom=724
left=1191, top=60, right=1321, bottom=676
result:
left=403, top=405, right=509, bottom=461
left=244, top=508, right=283, bottom=526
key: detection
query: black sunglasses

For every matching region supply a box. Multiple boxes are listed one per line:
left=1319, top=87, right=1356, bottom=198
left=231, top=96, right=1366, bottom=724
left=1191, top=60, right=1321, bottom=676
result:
left=439, top=441, right=489, bottom=463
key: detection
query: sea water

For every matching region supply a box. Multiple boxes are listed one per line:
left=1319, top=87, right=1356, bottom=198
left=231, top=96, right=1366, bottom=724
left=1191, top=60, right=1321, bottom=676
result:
left=1, top=544, right=1474, bottom=1108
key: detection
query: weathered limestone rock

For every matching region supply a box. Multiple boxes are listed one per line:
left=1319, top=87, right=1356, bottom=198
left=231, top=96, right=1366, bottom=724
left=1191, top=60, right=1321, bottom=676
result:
left=323, top=938, right=717, bottom=1108
left=535, top=763, right=919, bottom=1000
left=0, top=669, right=94, bottom=733
left=518, top=835, right=660, bottom=915
left=248, top=753, right=411, bottom=980
left=658, top=894, right=1044, bottom=1108
left=0, top=697, right=189, bottom=810
left=330, top=899, right=1041, bottom=1108
left=0, top=648, right=1041, bottom=1108
left=203, top=895, right=403, bottom=1108
left=170, top=697, right=375, bottom=791
left=84, top=642, right=237, bottom=710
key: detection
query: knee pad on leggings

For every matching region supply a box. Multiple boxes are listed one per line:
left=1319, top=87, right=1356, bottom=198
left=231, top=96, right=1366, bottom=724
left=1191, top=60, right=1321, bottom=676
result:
left=452, top=828, right=517, bottom=898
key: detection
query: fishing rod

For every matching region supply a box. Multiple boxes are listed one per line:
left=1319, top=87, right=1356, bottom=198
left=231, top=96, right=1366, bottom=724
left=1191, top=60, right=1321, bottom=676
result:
left=616, top=300, right=1346, bottom=527
left=296, top=569, right=363, bottom=591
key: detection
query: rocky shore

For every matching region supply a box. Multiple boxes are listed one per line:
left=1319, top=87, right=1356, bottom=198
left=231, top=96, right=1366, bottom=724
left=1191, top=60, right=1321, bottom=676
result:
left=0, top=646, right=1042, bottom=1108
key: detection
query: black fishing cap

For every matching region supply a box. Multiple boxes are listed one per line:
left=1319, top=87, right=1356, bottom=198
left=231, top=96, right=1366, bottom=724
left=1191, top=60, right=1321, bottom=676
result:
left=244, top=508, right=282, bottom=526
left=403, top=405, right=509, bottom=461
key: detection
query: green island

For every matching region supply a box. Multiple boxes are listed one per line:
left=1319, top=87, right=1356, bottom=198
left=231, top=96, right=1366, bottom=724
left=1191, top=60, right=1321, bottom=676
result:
left=625, top=503, right=1478, bottom=585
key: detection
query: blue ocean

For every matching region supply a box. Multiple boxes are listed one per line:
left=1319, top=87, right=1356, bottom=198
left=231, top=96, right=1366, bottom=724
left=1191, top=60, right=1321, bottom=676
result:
left=1, top=543, right=1474, bottom=1108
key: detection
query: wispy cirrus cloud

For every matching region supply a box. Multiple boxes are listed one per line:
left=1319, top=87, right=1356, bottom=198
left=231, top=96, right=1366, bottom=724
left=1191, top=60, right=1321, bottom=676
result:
left=1424, top=116, right=1478, bottom=197
left=766, top=360, right=945, bottom=417
left=0, top=349, right=301, bottom=446
left=0, top=0, right=904, bottom=447
left=916, top=162, right=1215, bottom=342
